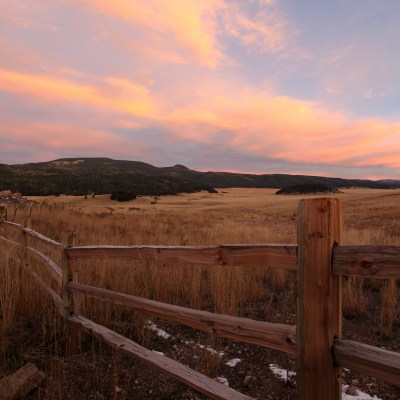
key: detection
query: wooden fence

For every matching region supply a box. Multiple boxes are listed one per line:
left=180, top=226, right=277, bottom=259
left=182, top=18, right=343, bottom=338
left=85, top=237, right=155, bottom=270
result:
left=0, top=198, right=399, bottom=399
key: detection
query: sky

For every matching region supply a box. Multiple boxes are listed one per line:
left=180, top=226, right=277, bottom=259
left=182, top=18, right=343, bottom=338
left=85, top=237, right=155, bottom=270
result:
left=1, top=0, right=400, bottom=179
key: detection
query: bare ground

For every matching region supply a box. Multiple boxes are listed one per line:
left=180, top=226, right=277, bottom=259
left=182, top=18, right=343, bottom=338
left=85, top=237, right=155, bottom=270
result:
left=3, top=287, right=399, bottom=400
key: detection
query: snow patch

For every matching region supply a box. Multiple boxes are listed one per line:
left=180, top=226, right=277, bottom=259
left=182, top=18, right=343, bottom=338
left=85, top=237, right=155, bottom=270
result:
left=146, top=321, right=173, bottom=339
left=152, top=350, right=165, bottom=356
left=184, top=340, right=224, bottom=357
left=205, top=346, right=224, bottom=357
left=342, top=385, right=382, bottom=400
left=268, top=364, right=382, bottom=400
left=215, top=377, right=229, bottom=386
left=269, top=364, right=296, bottom=380
left=225, top=358, right=241, bottom=367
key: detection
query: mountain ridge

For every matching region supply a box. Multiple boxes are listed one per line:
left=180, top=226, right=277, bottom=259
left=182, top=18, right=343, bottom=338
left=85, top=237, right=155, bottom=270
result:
left=1, top=157, right=399, bottom=196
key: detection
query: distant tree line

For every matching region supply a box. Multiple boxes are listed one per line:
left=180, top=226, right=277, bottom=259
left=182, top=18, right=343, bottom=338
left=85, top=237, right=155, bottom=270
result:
left=0, top=168, right=216, bottom=197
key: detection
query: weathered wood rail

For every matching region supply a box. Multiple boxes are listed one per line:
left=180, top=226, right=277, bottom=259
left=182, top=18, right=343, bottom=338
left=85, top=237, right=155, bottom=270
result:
left=67, top=281, right=297, bottom=355
left=1, top=198, right=400, bottom=399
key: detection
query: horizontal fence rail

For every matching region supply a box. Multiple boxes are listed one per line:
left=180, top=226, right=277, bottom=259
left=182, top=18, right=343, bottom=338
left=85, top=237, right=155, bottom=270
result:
left=334, top=340, right=400, bottom=386
left=1, top=197, right=400, bottom=400
left=68, top=315, right=252, bottom=400
left=333, top=245, right=400, bottom=278
left=26, top=246, right=62, bottom=287
left=67, top=244, right=298, bottom=269
left=0, top=234, right=62, bottom=287
left=0, top=235, right=20, bottom=248
left=2, top=220, right=62, bottom=251
left=23, top=227, right=62, bottom=252
left=68, top=281, right=297, bottom=355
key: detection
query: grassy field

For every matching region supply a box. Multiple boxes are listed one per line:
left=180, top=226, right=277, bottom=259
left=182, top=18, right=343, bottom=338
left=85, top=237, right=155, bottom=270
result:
left=1, top=188, right=399, bottom=399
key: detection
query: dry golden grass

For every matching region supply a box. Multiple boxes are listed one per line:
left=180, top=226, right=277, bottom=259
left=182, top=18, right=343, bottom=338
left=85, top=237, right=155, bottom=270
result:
left=1, top=188, right=399, bottom=378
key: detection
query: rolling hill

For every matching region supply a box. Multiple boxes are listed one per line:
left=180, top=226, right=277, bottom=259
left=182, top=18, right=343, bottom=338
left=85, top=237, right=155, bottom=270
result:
left=0, top=157, right=399, bottom=196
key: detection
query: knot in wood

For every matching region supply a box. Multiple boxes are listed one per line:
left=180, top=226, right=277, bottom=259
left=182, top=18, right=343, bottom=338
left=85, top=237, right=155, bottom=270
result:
left=308, top=231, right=324, bottom=239
left=285, top=335, right=297, bottom=345
left=360, top=258, right=373, bottom=270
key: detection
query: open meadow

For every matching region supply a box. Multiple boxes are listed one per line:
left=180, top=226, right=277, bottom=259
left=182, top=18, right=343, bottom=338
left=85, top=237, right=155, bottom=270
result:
left=1, top=188, right=399, bottom=399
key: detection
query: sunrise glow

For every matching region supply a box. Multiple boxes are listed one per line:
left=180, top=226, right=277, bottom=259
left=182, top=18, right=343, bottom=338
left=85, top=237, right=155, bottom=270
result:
left=1, top=0, right=399, bottom=179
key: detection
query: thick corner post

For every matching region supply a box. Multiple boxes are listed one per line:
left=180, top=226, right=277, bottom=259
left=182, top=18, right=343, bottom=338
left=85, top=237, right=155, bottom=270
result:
left=61, top=232, right=81, bottom=354
left=297, top=198, right=342, bottom=400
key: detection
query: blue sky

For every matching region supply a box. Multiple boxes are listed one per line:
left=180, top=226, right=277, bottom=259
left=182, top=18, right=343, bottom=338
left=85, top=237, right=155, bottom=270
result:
left=0, top=0, right=399, bottom=179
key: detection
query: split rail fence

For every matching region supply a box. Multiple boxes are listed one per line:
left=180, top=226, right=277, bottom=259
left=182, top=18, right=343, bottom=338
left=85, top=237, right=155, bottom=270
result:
left=0, top=198, right=399, bottom=400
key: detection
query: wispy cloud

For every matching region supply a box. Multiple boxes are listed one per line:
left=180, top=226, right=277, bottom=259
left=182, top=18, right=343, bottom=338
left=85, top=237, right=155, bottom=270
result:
left=163, top=87, right=400, bottom=170
left=1, top=63, right=400, bottom=173
left=77, top=0, right=225, bottom=68
left=0, top=0, right=399, bottom=179
left=220, top=0, right=289, bottom=53
left=0, top=68, right=160, bottom=118
left=76, top=0, right=289, bottom=68
left=0, top=118, right=148, bottom=164
left=363, top=88, right=385, bottom=100
left=0, top=0, right=59, bottom=31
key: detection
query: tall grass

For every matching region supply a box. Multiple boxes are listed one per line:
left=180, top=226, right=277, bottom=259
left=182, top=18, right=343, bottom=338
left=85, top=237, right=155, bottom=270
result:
left=1, top=190, right=399, bottom=381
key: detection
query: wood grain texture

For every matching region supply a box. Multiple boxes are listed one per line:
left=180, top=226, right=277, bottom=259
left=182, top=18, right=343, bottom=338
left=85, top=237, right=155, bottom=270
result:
left=334, top=340, right=400, bottom=386
left=67, top=244, right=297, bottom=269
left=297, top=198, right=342, bottom=400
left=68, top=315, right=253, bottom=400
left=333, top=245, right=400, bottom=278
left=68, top=282, right=297, bottom=355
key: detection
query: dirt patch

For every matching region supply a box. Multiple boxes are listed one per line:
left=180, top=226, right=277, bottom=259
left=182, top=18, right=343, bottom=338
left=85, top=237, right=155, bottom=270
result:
left=3, top=288, right=399, bottom=400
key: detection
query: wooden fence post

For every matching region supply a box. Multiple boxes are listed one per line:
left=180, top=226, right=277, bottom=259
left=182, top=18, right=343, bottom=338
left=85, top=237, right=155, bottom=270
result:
left=61, top=232, right=81, bottom=354
left=12, top=203, right=18, bottom=222
left=297, top=198, right=342, bottom=400
left=22, top=218, right=32, bottom=247
left=0, top=203, right=6, bottom=223
left=22, top=218, right=32, bottom=270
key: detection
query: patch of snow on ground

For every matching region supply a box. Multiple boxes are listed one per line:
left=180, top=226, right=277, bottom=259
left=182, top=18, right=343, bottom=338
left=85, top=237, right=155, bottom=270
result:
left=215, top=377, right=229, bottom=386
left=184, top=340, right=224, bottom=356
left=342, top=385, right=382, bottom=400
left=268, top=364, right=382, bottom=400
left=269, top=364, right=296, bottom=380
left=146, top=321, right=173, bottom=339
left=205, top=346, right=224, bottom=357
left=225, top=358, right=241, bottom=367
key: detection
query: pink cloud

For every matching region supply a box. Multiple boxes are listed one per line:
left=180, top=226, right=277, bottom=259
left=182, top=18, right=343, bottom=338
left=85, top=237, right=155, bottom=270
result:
left=1, top=64, right=399, bottom=173
left=78, top=0, right=224, bottom=68
left=0, top=119, right=148, bottom=161
left=220, top=1, right=289, bottom=53
left=76, top=0, right=289, bottom=68
left=0, top=0, right=59, bottom=31
left=162, top=86, right=400, bottom=169
left=0, top=38, right=42, bottom=70
left=0, top=68, right=161, bottom=118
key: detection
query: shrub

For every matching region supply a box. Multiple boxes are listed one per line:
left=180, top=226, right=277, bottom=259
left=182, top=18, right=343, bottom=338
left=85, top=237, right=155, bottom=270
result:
left=110, top=191, right=137, bottom=202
